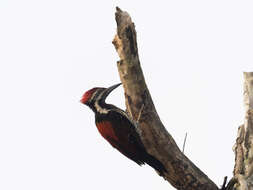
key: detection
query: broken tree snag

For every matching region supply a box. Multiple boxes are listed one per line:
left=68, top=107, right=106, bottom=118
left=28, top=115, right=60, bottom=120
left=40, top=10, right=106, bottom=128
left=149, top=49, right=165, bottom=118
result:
left=233, top=72, right=253, bottom=190
left=233, top=125, right=245, bottom=176
left=112, top=7, right=218, bottom=190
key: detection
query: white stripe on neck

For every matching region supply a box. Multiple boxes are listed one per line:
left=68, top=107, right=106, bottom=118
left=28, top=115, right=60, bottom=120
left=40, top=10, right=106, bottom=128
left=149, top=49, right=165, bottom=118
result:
left=94, top=101, right=109, bottom=114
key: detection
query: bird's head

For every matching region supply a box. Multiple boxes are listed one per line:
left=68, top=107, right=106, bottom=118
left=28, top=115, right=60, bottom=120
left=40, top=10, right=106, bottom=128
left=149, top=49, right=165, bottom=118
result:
left=80, top=83, right=121, bottom=110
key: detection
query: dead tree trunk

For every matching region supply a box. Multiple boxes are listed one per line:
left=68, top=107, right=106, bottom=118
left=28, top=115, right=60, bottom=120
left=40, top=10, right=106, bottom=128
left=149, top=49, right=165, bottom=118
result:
left=112, top=7, right=219, bottom=190
left=233, top=72, right=253, bottom=190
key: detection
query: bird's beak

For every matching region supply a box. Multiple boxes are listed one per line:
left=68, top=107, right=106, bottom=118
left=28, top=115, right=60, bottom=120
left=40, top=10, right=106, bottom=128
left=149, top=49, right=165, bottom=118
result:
left=102, top=83, right=122, bottom=100
left=107, top=83, right=122, bottom=92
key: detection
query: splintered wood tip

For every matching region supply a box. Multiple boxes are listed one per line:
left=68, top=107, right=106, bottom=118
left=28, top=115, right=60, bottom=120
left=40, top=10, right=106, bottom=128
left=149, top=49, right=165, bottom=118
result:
left=116, top=6, right=122, bottom=12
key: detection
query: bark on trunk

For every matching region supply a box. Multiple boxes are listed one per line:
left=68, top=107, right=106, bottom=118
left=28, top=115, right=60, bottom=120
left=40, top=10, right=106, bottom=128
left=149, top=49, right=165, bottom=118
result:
left=233, top=72, right=253, bottom=190
left=112, top=7, right=219, bottom=190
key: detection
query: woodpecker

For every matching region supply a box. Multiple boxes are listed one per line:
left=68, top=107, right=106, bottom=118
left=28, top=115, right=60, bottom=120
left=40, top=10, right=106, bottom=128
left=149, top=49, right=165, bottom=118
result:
left=80, top=83, right=167, bottom=175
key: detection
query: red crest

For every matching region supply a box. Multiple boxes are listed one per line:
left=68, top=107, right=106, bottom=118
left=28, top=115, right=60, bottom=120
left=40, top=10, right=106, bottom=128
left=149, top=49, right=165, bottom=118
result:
left=80, top=88, right=99, bottom=104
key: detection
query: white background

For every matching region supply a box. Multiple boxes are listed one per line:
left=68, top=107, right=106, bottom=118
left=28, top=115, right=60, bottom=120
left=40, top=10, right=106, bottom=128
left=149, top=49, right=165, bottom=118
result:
left=0, top=1, right=253, bottom=189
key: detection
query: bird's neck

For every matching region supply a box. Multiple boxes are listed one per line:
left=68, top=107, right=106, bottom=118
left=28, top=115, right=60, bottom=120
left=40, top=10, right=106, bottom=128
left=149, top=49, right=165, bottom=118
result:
left=90, top=100, right=112, bottom=115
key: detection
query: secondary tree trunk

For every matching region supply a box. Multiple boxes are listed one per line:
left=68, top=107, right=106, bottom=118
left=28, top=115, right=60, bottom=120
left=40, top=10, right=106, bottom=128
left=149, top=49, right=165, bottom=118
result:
left=112, top=7, right=219, bottom=190
left=233, top=72, right=253, bottom=190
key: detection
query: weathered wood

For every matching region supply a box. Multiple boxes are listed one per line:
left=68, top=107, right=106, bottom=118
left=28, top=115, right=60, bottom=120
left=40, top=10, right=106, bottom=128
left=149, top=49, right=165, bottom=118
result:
left=233, top=72, right=253, bottom=190
left=233, top=125, right=245, bottom=176
left=112, top=7, right=219, bottom=190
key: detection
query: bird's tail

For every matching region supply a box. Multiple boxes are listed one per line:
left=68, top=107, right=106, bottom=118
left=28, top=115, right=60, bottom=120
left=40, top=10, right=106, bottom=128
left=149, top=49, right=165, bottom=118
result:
left=144, top=153, right=167, bottom=176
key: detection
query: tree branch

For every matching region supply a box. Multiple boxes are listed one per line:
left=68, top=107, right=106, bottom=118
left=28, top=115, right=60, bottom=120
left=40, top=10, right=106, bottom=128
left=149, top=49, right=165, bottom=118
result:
left=112, top=7, right=219, bottom=190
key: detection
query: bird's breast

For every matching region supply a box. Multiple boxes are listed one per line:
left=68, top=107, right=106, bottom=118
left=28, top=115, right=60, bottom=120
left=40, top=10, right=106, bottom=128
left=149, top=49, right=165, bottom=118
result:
left=96, top=121, right=118, bottom=142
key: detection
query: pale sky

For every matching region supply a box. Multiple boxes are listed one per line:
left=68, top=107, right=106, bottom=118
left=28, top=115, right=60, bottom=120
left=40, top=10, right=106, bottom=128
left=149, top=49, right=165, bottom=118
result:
left=0, top=1, right=253, bottom=190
